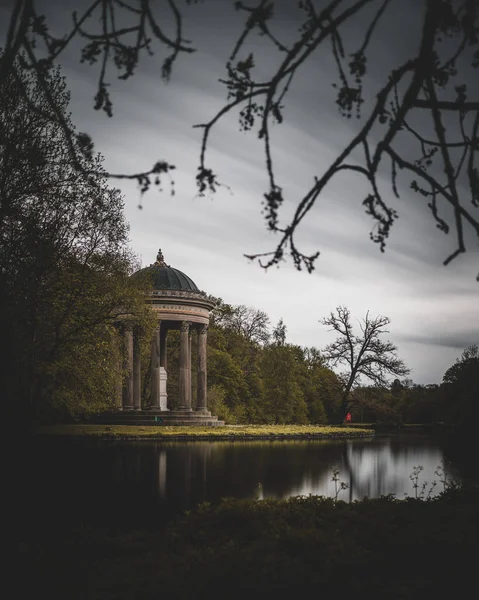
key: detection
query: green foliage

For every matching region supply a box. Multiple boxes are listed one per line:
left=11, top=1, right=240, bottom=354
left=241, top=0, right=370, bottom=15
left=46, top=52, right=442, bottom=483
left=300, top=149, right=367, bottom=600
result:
left=208, top=346, right=249, bottom=418
left=206, top=384, right=238, bottom=424
left=303, top=362, right=340, bottom=424
left=42, top=325, right=118, bottom=420
left=193, top=305, right=341, bottom=425
left=401, top=383, right=441, bottom=424
left=30, top=485, right=478, bottom=599
left=0, top=60, right=153, bottom=423
left=259, top=344, right=308, bottom=424
left=441, top=345, right=479, bottom=431
left=350, top=386, right=403, bottom=426
left=157, top=303, right=337, bottom=425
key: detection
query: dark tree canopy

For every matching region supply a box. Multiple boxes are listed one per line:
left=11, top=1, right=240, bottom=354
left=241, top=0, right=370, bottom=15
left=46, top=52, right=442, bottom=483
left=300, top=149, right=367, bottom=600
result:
left=1, top=0, right=478, bottom=277
left=0, top=60, right=154, bottom=422
left=441, top=344, right=479, bottom=430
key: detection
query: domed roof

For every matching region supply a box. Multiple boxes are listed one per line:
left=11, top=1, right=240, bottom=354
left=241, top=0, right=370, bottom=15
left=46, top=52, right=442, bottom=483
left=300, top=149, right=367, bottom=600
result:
left=134, top=249, right=199, bottom=292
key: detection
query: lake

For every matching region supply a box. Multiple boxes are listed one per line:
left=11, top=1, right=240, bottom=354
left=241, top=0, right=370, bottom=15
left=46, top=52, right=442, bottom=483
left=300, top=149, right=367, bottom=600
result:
left=24, top=434, right=461, bottom=531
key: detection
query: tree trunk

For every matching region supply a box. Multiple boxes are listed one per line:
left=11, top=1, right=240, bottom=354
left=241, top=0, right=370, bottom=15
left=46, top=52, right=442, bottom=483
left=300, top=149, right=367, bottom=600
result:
left=337, top=375, right=356, bottom=424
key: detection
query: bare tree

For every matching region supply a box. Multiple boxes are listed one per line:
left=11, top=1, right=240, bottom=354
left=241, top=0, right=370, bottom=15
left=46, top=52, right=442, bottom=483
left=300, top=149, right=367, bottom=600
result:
left=234, top=305, right=271, bottom=344
left=1, top=1, right=478, bottom=275
left=321, top=306, right=409, bottom=421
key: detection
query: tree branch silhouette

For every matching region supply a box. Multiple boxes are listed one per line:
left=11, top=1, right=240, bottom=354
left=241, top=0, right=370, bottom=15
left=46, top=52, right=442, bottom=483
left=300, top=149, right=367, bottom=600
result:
left=199, top=0, right=478, bottom=277
left=1, top=0, right=196, bottom=192
left=1, top=0, right=478, bottom=277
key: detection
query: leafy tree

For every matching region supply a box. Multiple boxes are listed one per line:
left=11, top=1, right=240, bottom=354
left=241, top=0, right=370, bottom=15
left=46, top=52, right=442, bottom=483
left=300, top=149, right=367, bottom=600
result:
left=206, top=384, right=238, bottom=424
left=259, top=343, right=308, bottom=424
left=310, top=368, right=340, bottom=423
left=207, top=346, right=250, bottom=421
left=34, top=253, right=155, bottom=421
left=0, top=60, right=151, bottom=423
left=272, top=318, right=287, bottom=346
left=351, top=385, right=404, bottom=425
left=443, top=344, right=479, bottom=386
left=2, top=1, right=477, bottom=276
left=212, top=300, right=270, bottom=345
left=441, top=344, right=479, bottom=429
left=206, top=304, right=337, bottom=424
left=400, top=383, right=440, bottom=424
left=321, top=306, right=409, bottom=421
left=297, top=346, right=337, bottom=423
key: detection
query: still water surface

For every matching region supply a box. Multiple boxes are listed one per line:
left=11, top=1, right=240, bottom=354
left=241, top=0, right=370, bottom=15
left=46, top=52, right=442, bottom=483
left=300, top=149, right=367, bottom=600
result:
left=31, top=435, right=460, bottom=528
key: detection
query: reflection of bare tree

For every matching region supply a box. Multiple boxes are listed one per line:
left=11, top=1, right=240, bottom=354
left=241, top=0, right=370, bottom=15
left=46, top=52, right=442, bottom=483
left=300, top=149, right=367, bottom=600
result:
left=344, top=437, right=448, bottom=500
left=342, top=444, right=355, bottom=502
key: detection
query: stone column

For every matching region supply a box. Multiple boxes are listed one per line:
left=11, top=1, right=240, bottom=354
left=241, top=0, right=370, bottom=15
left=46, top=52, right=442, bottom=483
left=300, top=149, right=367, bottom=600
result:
left=196, top=325, right=209, bottom=414
left=149, top=324, right=161, bottom=409
left=112, top=324, right=123, bottom=410
left=159, top=326, right=167, bottom=370
left=159, top=326, right=168, bottom=410
left=122, top=323, right=134, bottom=410
left=133, top=325, right=142, bottom=410
left=186, top=326, right=193, bottom=408
left=178, top=321, right=191, bottom=410
left=115, top=354, right=123, bottom=410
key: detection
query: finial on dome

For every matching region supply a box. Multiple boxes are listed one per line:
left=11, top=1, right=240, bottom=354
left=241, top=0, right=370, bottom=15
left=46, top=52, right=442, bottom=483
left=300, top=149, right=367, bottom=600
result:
left=155, top=249, right=167, bottom=266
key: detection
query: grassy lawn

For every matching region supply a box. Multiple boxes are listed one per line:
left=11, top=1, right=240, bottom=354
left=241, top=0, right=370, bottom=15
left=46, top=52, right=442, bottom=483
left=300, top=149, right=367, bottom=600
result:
left=34, top=423, right=375, bottom=439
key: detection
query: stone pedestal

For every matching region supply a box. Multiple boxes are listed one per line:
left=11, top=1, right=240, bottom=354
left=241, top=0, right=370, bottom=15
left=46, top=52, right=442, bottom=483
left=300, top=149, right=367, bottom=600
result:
left=159, top=367, right=168, bottom=411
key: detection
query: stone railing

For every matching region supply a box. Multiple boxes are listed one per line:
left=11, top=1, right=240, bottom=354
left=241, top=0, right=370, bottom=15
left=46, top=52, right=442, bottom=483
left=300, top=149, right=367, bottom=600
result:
left=151, top=289, right=211, bottom=301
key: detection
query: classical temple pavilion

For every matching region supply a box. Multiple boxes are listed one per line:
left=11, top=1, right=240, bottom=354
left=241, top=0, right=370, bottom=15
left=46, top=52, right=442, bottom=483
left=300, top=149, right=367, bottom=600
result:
left=101, top=250, right=224, bottom=426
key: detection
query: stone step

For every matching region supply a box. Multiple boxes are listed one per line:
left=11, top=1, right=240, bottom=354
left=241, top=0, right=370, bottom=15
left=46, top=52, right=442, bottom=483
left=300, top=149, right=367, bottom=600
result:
left=91, top=410, right=224, bottom=427
left=94, top=415, right=217, bottom=422
left=96, top=419, right=225, bottom=427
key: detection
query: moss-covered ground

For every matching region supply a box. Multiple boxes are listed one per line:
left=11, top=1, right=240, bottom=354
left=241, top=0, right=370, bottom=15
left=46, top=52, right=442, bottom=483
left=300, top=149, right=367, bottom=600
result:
left=34, top=423, right=375, bottom=440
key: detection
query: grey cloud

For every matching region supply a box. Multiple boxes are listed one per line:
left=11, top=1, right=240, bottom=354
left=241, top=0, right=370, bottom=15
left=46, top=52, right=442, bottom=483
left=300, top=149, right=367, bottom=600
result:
left=398, top=331, right=479, bottom=351
left=2, top=0, right=478, bottom=385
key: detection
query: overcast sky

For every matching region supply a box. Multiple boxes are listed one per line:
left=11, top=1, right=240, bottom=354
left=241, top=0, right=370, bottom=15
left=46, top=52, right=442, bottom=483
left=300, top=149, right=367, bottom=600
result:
left=3, top=0, right=479, bottom=384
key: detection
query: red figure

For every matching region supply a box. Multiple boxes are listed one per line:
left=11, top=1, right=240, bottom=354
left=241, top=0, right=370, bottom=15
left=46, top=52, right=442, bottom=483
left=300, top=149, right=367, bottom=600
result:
left=345, top=412, right=352, bottom=423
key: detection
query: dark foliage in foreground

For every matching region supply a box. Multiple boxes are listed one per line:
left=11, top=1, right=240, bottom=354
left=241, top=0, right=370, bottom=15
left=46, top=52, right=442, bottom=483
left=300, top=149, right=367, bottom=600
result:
left=19, top=486, right=479, bottom=599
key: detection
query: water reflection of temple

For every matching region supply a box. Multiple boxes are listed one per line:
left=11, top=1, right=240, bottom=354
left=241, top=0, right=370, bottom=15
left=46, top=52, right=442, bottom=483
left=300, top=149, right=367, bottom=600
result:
left=27, top=437, right=461, bottom=532
left=115, top=437, right=458, bottom=511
